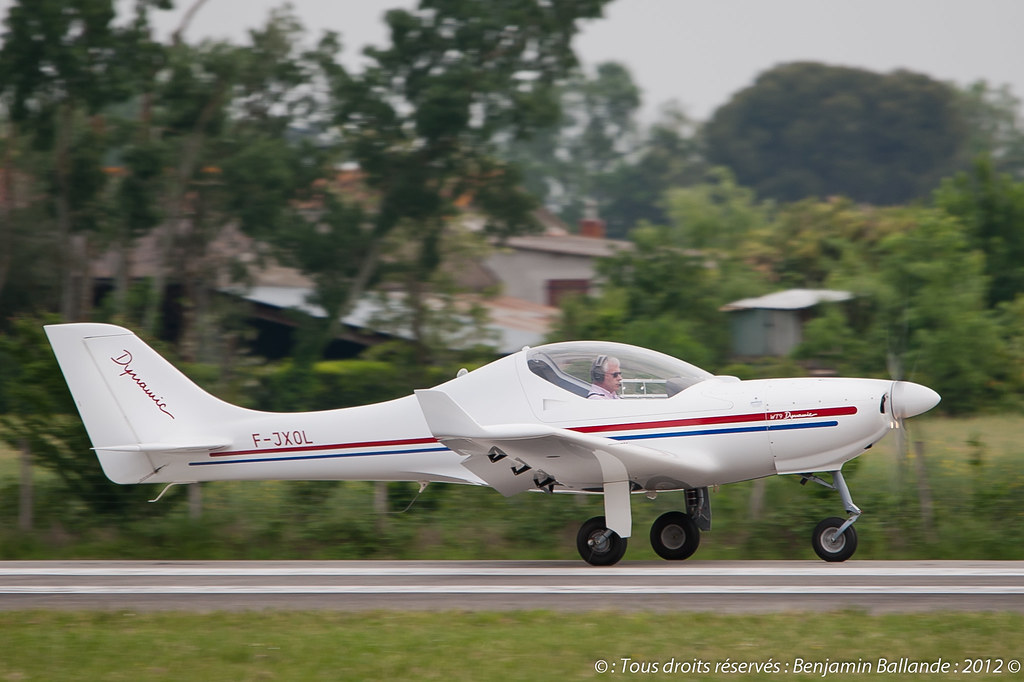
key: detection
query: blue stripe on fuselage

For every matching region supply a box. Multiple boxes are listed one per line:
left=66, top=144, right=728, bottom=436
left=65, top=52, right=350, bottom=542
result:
left=612, top=420, right=840, bottom=442
left=188, top=420, right=840, bottom=466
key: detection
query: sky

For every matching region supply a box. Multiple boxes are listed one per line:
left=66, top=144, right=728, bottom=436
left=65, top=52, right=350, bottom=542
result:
left=4, top=0, right=1024, bottom=122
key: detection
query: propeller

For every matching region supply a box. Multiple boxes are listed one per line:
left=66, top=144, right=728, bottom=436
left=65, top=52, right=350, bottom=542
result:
left=886, top=379, right=941, bottom=545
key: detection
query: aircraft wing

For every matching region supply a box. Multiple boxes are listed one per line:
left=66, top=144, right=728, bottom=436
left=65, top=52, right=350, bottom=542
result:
left=415, top=389, right=715, bottom=537
left=414, top=389, right=673, bottom=490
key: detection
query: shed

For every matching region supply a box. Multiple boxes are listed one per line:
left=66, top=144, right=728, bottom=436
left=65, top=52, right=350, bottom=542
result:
left=720, top=289, right=853, bottom=357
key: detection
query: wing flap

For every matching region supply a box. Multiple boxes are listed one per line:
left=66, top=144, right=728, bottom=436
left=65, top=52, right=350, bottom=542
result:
left=414, top=389, right=717, bottom=495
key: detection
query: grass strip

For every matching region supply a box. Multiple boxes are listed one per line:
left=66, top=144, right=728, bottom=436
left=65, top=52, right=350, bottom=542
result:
left=0, top=610, right=1021, bottom=680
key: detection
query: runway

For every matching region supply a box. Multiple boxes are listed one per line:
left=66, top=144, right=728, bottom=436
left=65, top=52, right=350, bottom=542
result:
left=1, top=560, right=1022, bottom=612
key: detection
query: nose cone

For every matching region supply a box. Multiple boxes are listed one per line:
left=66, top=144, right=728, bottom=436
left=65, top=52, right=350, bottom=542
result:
left=891, top=381, right=941, bottom=419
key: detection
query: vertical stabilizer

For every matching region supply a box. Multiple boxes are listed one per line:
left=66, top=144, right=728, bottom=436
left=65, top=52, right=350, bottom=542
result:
left=44, top=323, right=250, bottom=483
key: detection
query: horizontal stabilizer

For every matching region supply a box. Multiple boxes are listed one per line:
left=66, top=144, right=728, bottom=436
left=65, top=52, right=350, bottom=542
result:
left=95, top=440, right=231, bottom=454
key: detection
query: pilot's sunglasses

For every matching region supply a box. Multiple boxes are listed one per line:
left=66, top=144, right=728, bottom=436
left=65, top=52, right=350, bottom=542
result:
left=610, top=372, right=622, bottom=378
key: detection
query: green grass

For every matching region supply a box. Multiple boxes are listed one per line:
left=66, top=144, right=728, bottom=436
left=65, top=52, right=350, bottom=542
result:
left=0, top=610, right=1021, bottom=681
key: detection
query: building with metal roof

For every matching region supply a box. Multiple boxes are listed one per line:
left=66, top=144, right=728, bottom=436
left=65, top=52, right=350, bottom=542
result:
left=720, top=289, right=853, bottom=357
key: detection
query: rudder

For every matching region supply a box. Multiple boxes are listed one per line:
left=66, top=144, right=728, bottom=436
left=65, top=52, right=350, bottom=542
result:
left=45, top=323, right=249, bottom=483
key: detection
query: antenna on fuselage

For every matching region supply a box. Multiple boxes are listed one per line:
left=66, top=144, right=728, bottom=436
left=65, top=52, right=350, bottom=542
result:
left=385, top=481, right=431, bottom=514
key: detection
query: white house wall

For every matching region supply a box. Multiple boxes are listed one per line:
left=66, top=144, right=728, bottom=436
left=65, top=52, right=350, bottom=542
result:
left=485, top=250, right=597, bottom=305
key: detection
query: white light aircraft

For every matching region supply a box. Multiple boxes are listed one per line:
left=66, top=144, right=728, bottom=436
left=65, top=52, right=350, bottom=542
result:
left=45, top=323, right=940, bottom=566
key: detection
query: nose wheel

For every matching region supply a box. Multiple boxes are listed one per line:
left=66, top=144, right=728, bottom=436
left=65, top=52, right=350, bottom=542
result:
left=811, top=516, right=858, bottom=562
left=802, top=470, right=861, bottom=562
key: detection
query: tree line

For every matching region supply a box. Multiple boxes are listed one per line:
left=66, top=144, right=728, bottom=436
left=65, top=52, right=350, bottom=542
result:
left=0, top=0, right=609, bottom=362
left=1, top=0, right=1023, bottom=418
left=509, top=61, right=1024, bottom=238
left=554, top=160, right=1024, bottom=415
left=2, top=0, right=1024, bottom=539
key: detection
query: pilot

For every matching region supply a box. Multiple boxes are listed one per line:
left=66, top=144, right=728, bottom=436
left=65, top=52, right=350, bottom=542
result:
left=588, top=355, right=623, bottom=399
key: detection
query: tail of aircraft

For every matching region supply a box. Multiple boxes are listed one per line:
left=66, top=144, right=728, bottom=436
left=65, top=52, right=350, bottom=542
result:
left=44, top=323, right=251, bottom=484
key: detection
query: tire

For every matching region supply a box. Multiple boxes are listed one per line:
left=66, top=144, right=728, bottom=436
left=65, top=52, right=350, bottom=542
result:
left=811, top=516, right=858, bottom=562
left=649, top=511, right=701, bottom=561
left=576, top=516, right=628, bottom=566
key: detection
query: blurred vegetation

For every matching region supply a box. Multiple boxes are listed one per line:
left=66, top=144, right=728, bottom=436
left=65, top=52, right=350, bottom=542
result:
left=2, top=414, right=1023, bottom=560
left=553, top=162, right=1024, bottom=416
left=2, top=1, right=1024, bottom=560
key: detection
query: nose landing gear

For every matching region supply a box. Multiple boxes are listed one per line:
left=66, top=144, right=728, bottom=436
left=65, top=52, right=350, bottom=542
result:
left=802, top=470, right=861, bottom=562
left=812, top=517, right=858, bottom=562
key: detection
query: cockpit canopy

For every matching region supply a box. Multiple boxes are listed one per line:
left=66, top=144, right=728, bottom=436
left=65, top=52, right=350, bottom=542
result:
left=526, top=341, right=713, bottom=399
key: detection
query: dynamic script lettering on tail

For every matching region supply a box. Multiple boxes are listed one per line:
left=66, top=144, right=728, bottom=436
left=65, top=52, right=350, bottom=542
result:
left=110, top=350, right=175, bottom=419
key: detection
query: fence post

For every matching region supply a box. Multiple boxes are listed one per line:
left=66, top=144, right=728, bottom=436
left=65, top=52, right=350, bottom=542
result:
left=18, top=438, right=32, bottom=532
left=189, top=482, right=203, bottom=520
left=913, top=440, right=936, bottom=544
left=374, top=482, right=389, bottom=533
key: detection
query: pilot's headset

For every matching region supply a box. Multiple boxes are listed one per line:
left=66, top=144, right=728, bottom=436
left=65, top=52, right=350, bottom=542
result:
left=591, top=355, right=608, bottom=383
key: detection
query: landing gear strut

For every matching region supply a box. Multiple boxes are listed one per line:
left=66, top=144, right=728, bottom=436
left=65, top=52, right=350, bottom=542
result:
left=576, top=486, right=711, bottom=566
left=803, top=470, right=861, bottom=562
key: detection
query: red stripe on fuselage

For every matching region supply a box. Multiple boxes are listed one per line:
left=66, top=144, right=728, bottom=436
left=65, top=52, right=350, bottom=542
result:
left=209, top=406, right=858, bottom=458
left=571, top=405, right=858, bottom=435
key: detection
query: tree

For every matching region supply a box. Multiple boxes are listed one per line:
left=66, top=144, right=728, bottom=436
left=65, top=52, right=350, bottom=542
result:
left=327, top=0, right=611, bottom=361
left=126, top=7, right=329, bottom=359
left=797, top=206, right=1006, bottom=412
left=875, top=212, right=1005, bottom=412
left=595, top=102, right=705, bottom=237
left=553, top=170, right=772, bottom=367
left=934, top=155, right=1024, bottom=308
left=0, top=122, right=58, bottom=322
left=0, top=316, right=162, bottom=515
left=550, top=61, right=644, bottom=229
left=662, top=167, right=764, bottom=254
left=553, top=224, right=725, bottom=369
left=104, top=1, right=172, bottom=321
left=741, top=196, right=908, bottom=289
left=273, top=190, right=376, bottom=358
left=704, top=62, right=968, bottom=205
left=0, top=0, right=165, bottom=321
left=956, top=80, right=1024, bottom=179
left=501, top=61, right=705, bottom=238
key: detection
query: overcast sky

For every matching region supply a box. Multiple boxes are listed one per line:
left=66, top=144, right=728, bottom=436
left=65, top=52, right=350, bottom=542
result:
left=4, top=0, right=1024, bottom=122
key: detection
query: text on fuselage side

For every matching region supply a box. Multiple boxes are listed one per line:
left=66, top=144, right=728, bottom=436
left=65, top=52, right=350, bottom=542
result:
left=251, top=430, right=314, bottom=448
left=768, top=411, right=818, bottom=420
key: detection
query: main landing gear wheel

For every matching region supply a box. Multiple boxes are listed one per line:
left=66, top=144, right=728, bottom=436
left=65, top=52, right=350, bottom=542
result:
left=577, top=515, right=628, bottom=566
left=649, top=511, right=700, bottom=560
left=811, top=516, right=858, bottom=562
